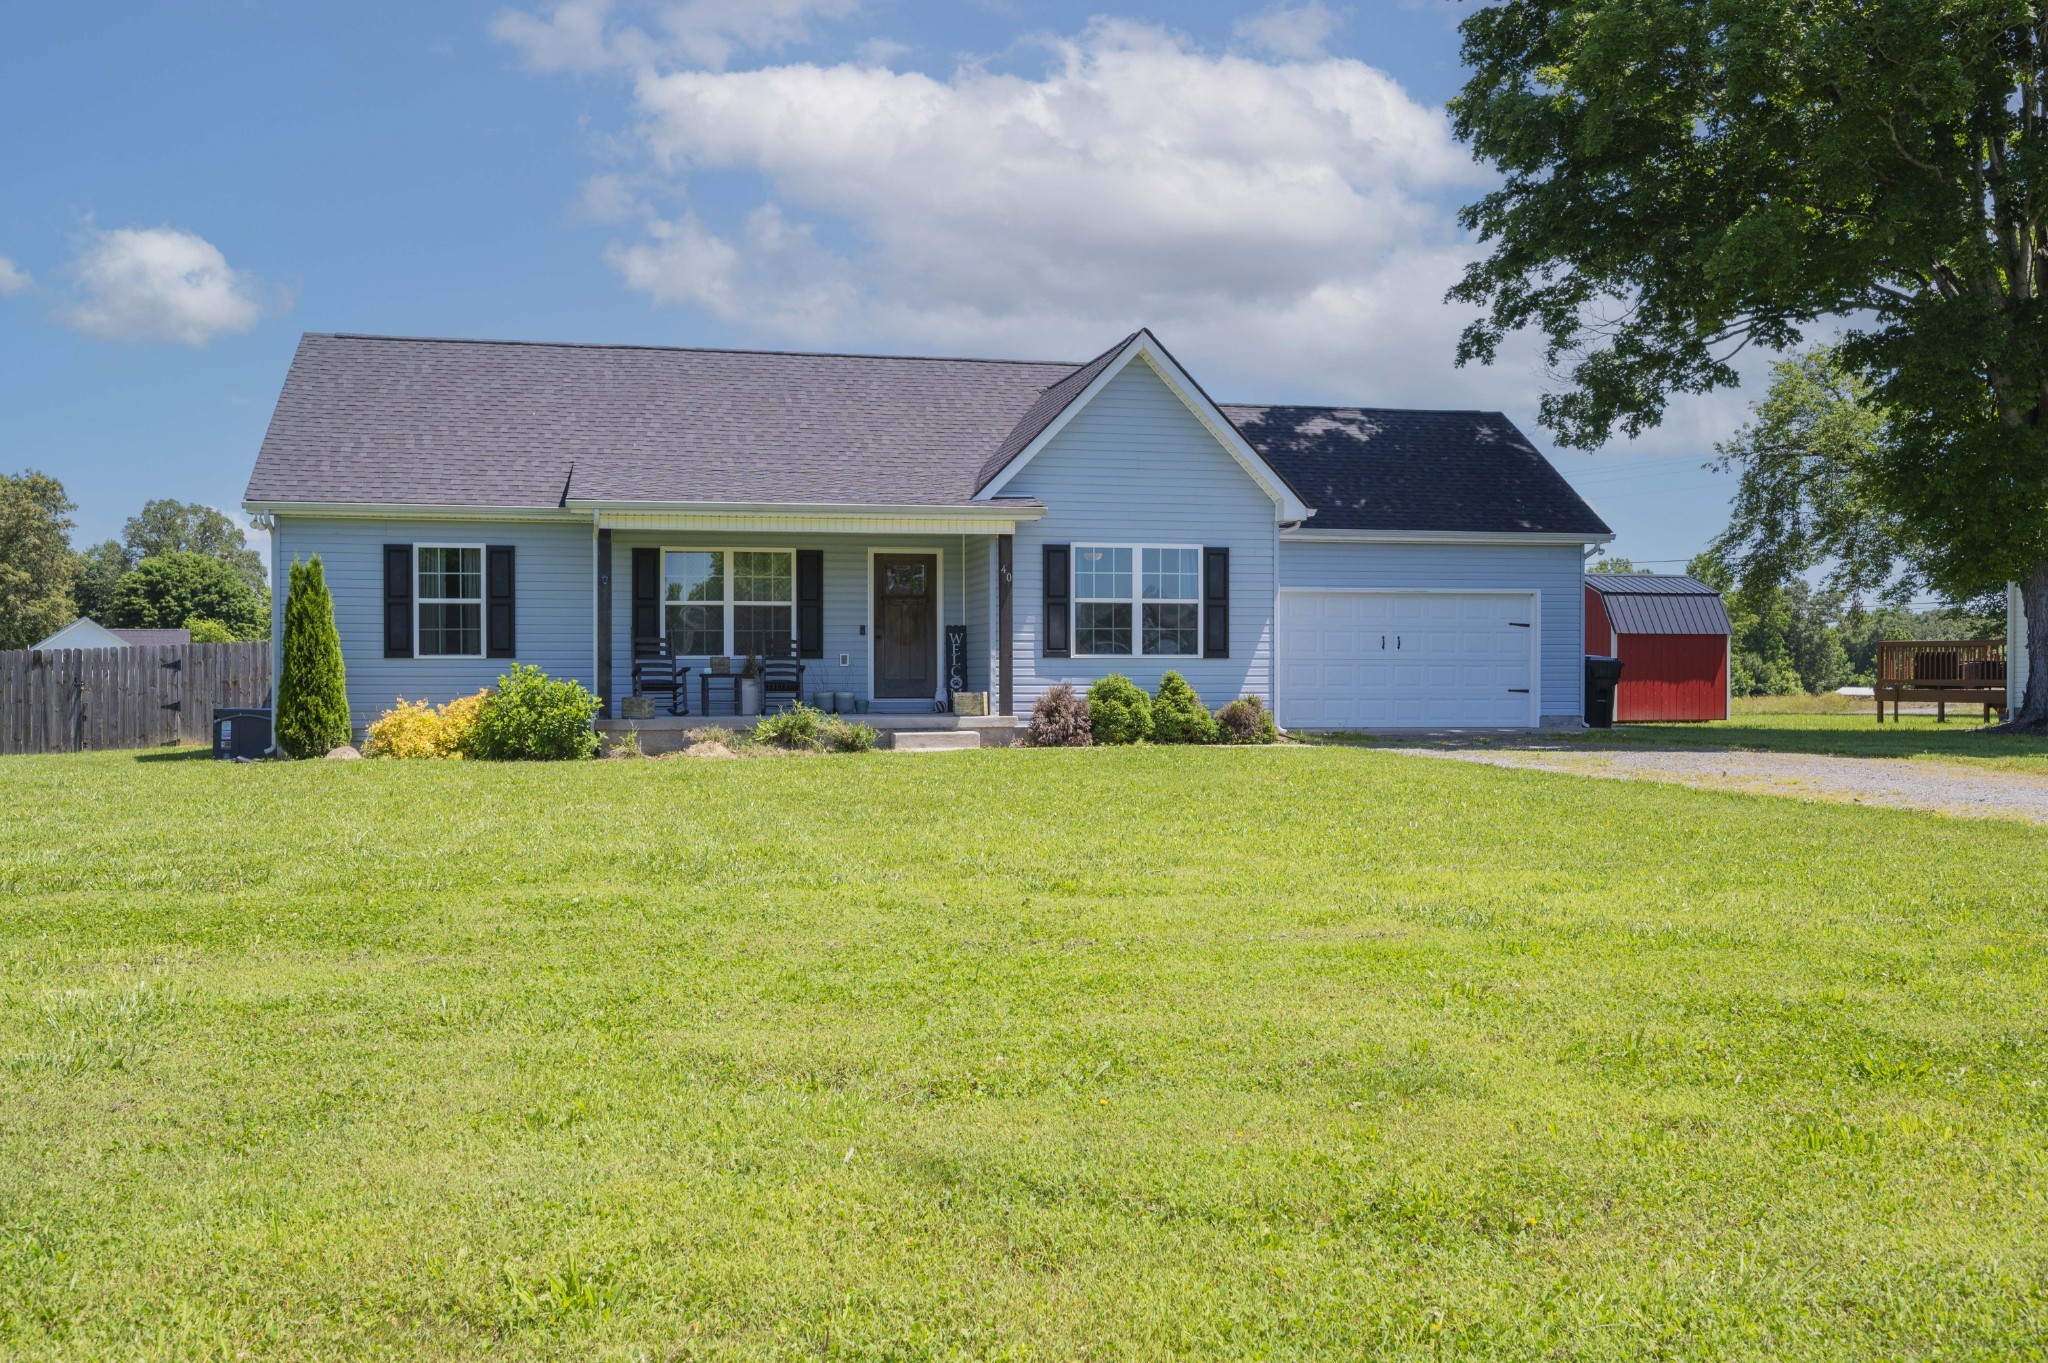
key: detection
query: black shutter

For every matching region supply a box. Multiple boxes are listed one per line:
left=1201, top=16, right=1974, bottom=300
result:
left=1042, top=543, right=1070, bottom=658
left=631, top=547, right=660, bottom=654
left=1202, top=546, right=1229, bottom=659
left=383, top=544, right=413, bottom=658
left=796, top=549, right=824, bottom=658
left=486, top=545, right=516, bottom=657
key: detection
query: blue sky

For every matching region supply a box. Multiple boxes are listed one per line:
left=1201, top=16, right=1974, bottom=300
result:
left=1, top=0, right=1747, bottom=568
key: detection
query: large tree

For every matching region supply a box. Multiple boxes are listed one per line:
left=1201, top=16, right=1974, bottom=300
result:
left=71, top=538, right=134, bottom=622
left=1451, top=0, right=2048, bottom=725
left=108, top=552, right=270, bottom=640
left=122, top=499, right=265, bottom=595
left=0, top=470, right=78, bottom=650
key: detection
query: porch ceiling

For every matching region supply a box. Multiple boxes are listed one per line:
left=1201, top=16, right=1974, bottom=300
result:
left=586, top=502, right=1040, bottom=536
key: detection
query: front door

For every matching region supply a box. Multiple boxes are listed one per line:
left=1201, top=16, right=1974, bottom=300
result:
left=874, top=554, right=938, bottom=699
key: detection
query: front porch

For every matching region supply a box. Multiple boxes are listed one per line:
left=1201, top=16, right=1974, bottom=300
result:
left=588, top=509, right=1028, bottom=726
left=597, top=711, right=1020, bottom=752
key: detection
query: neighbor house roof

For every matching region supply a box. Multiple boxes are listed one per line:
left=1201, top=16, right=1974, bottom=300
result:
left=1224, top=406, right=1612, bottom=537
left=110, top=627, right=193, bottom=647
left=1585, top=573, right=1731, bottom=635
left=31, top=618, right=129, bottom=650
left=246, top=334, right=1079, bottom=509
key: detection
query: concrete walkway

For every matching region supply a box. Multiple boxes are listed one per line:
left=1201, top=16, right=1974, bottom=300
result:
left=1389, top=745, right=2048, bottom=825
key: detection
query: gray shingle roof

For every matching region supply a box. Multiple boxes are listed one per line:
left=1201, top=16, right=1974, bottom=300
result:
left=1222, top=405, right=1611, bottom=536
left=1585, top=573, right=1731, bottom=635
left=108, top=627, right=192, bottom=647
left=245, top=333, right=1608, bottom=543
left=246, top=334, right=1079, bottom=508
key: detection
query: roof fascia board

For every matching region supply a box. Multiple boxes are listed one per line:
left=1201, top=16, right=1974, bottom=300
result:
left=247, top=502, right=589, bottom=522
left=1283, top=528, right=1615, bottom=546
left=566, top=499, right=1042, bottom=520
left=976, top=332, right=1313, bottom=522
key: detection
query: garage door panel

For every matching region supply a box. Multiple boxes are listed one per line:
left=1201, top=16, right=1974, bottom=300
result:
left=1278, top=591, right=1537, bottom=729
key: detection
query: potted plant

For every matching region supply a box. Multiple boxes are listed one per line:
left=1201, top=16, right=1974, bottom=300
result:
left=738, top=653, right=763, bottom=715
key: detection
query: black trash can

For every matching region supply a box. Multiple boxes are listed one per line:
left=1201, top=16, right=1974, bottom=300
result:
left=1584, top=656, right=1625, bottom=729
left=212, top=706, right=274, bottom=759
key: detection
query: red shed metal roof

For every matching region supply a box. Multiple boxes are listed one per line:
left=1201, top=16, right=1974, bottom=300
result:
left=1584, top=573, right=1731, bottom=635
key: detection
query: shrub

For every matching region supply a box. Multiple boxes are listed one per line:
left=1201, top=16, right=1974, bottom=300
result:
left=1022, top=683, right=1091, bottom=747
left=363, top=690, right=487, bottom=759
left=1215, top=694, right=1281, bottom=745
left=1087, top=674, right=1152, bottom=745
left=468, top=665, right=600, bottom=761
left=820, top=717, right=879, bottom=752
left=184, top=616, right=235, bottom=644
left=274, top=557, right=350, bottom=758
left=756, top=702, right=824, bottom=750
left=1150, top=671, right=1216, bottom=744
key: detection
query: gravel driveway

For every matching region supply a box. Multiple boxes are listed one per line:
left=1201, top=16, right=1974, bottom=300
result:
left=1389, top=745, right=2048, bottom=824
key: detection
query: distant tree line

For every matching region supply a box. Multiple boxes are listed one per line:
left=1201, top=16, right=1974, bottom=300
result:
left=0, top=469, right=270, bottom=650
left=1596, top=554, right=2000, bottom=697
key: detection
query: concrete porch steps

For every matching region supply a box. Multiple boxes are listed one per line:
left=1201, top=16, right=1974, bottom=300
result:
left=886, top=730, right=983, bottom=752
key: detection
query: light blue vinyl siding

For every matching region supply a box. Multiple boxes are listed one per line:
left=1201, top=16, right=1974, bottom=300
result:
left=1004, top=359, right=1280, bottom=712
left=605, top=531, right=989, bottom=709
left=269, top=516, right=595, bottom=732
left=1278, top=539, right=1588, bottom=720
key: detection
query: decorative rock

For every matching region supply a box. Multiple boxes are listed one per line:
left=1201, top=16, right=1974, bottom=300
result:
left=324, top=745, right=362, bottom=760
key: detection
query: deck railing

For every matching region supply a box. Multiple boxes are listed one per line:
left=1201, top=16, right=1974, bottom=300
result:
left=1873, top=639, right=2007, bottom=723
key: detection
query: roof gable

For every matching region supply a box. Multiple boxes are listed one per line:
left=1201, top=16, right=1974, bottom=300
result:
left=974, top=330, right=1310, bottom=520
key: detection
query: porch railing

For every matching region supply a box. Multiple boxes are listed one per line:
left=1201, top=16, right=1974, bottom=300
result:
left=1873, top=639, right=2007, bottom=723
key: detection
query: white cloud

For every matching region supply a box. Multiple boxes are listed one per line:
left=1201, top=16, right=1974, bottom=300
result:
left=1233, top=2, right=1343, bottom=60
left=572, top=17, right=1514, bottom=403
left=493, top=0, right=858, bottom=73
left=0, top=255, right=30, bottom=296
left=61, top=226, right=280, bottom=345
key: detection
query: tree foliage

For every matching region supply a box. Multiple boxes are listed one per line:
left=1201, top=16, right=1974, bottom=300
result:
left=275, top=557, right=350, bottom=758
left=122, top=499, right=266, bottom=594
left=108, top=552, right=269, bottom=639
left=1707, top=348, right=1917, bottom=600
left=71, top=539, right=134, bottom=622
left=0, top=470, right=78, bottom=649
left=1450, top=0, right=2048, bottom=722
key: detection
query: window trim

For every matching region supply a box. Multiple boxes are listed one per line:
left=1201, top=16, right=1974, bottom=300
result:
left=1070, top=543, right=1203, bottom=658
left=658, top=546, right=798, bottom=658
left=415, top=543, right=486, bottom=660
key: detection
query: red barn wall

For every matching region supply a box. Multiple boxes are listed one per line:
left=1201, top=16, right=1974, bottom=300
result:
left=1583, top=588, right=1614, bottom=655
left=1613, top=633, right=1729, bottom=721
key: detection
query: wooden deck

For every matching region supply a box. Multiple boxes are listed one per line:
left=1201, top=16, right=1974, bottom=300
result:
left=1874, top=639, right=2007, bottom=723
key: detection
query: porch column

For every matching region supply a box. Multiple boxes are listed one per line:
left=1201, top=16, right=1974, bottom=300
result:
left=998, top=533, right=1014, bottom=716
left=595, top=528, right=612, bottom=716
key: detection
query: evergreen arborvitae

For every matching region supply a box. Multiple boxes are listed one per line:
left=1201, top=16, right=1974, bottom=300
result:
left=275, top=556, right=349, bottom=757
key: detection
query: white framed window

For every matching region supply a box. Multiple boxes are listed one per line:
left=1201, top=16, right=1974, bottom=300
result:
left=663, top=549, right=795, bottom=657
left=416, top=544, right=484, bottom=658
left=1072, top=544, right=1200, bottom=657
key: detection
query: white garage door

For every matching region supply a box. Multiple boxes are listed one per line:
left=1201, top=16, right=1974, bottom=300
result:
left=1278, top=591, right=1537, bottom=729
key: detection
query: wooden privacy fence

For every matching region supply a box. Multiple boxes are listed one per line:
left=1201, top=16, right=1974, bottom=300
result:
left=0, top=643, right=271, bottom=755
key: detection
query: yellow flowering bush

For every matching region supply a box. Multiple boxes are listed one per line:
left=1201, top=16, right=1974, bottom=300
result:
left=363, top=690, right=488, bottom=759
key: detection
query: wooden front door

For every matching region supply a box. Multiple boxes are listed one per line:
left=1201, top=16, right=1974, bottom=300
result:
left=874, top=554, right=938, bottom=699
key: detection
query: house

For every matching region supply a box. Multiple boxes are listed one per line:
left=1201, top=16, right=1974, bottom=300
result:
left=1583, top=573, right=1731, bottom=722
left=242, top=329, right=1613, bottom=737
left=30, top=620, right=192, bottom=650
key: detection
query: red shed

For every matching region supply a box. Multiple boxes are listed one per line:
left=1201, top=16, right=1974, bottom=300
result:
left=1584, top=573, right=1732, bottom=722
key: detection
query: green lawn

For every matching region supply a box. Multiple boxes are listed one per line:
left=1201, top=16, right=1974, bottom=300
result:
left=2, top=746, right=2045, bottom=1360
left=1566, top=711, right=2048, bottom=772
left=1318, top=706, right=2048, bottom=773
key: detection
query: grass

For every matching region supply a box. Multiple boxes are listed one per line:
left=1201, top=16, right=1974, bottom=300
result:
left=1316, top=696, right=2048, bottom=772
left=1, top=744, right=2046, bottom=1359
